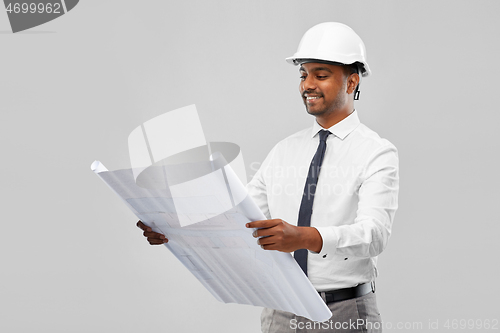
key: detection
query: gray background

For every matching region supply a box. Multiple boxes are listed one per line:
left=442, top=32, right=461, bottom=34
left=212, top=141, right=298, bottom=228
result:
left=1, top=0, right=499, bottom=332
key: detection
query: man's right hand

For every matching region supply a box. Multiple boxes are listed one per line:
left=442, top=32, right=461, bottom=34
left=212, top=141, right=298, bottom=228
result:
left=136, top=220, right=168, bottom=245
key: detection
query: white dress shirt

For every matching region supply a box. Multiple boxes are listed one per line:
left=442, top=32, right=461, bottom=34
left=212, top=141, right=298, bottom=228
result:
left=246, top=110, right=399, bottom=291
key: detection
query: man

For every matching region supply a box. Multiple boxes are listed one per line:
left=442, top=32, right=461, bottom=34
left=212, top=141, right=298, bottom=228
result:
left=138, top=22, right=398, bottom=332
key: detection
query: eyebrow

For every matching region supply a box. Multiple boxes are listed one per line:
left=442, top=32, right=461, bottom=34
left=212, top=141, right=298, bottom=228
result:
left=299, top=66, right=333, bottom=73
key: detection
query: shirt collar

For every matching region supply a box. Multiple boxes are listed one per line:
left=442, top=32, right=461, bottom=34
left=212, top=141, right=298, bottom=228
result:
left=311, top=110, right=360, bottom=140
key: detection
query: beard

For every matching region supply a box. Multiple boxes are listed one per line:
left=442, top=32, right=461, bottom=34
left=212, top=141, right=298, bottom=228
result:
left=304, top=84, right=347, bottom=117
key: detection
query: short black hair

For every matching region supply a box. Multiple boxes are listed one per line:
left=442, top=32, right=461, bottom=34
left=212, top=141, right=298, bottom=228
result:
left=343, top=63, right=359, bottom=77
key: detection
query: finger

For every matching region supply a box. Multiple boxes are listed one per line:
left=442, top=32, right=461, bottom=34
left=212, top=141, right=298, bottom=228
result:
left=257, top=235, right=276, bottom=246
left=261, top=244, right=277, bottom=251
left=253, top=228, right=276, bottom=238
left=143, top=231, right=165, bottom=239
left=246, top=220, right=269, bottom=229
left=148, top=237, right=169, bottom=245
left=136, top=221, right=151, bottom=232
left=246, top=219, right=281, bottom=229
left=259, top=240, right=280, bottom=250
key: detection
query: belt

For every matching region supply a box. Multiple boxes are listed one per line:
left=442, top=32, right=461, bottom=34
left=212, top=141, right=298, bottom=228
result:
left=319, top=282, right=375, bottom=304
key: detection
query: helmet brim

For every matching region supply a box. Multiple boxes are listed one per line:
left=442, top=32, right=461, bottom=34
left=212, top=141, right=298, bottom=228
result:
left=285, top=56, right=371, bottom=77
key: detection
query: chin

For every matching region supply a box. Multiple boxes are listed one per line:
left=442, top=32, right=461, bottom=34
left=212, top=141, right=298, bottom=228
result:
left=306, top=107, right=326, bottom=116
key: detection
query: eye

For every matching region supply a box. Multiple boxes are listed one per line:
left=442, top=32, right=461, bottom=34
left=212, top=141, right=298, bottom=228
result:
left=300, top=74, right=307, bottom=80
left=316, top=75, right=328, bottom=79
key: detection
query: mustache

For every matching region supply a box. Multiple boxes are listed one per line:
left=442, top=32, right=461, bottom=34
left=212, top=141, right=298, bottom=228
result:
left=302, top=91, right=323, bottom=98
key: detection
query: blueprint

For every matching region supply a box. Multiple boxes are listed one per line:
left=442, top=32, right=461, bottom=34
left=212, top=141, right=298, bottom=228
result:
left=91, top=105, right=332, bottom=322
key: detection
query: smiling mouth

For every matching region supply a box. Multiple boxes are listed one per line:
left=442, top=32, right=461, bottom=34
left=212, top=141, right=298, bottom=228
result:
left=305, top=96, right=322, bottom=103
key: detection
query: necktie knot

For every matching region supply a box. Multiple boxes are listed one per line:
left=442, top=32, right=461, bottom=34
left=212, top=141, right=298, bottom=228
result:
left=319, top=130, right=331, bottom=143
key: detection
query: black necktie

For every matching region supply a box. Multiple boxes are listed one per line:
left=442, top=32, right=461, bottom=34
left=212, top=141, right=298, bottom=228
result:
left=294, top=130, right=331, bottom=276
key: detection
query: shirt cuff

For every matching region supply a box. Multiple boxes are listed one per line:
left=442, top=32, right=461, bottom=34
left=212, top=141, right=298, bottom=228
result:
left=311, top=226, right=339, bottom=258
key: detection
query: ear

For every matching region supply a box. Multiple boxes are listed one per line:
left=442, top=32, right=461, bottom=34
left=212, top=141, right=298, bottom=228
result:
left=346, top=73, right=360, bottom=95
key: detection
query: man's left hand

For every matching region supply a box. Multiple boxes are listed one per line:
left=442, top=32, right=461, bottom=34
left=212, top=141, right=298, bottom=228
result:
left=246, top=219, right=322, bottom=253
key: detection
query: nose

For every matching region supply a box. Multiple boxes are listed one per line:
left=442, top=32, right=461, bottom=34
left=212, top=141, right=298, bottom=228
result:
left=301, top=75, right=317, bottom=92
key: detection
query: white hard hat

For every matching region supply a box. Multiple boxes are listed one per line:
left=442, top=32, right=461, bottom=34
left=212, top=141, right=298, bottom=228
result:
left=286, top=22, right=371, bottom=77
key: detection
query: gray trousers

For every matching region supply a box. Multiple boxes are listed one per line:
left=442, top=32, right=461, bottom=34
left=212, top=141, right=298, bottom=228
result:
left=261, top=292, right=382, bottom=333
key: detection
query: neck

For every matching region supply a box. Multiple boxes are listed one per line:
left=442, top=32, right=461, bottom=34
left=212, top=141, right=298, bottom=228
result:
left=315, top=106, right=354, bottom=129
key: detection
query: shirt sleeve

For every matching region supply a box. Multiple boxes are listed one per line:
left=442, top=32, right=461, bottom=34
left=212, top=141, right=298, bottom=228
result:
left=314, top=143, right=399, bottom=259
